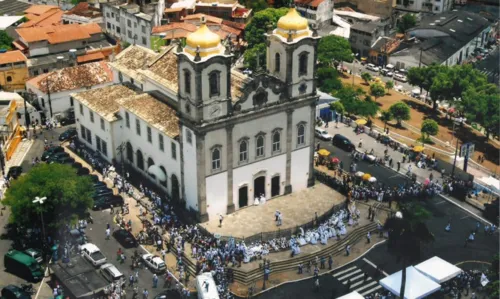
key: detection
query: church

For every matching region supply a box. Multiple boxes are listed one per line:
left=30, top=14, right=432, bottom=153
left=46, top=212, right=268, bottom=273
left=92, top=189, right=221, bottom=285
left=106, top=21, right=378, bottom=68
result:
left=72, top=8, right=320, bottom=221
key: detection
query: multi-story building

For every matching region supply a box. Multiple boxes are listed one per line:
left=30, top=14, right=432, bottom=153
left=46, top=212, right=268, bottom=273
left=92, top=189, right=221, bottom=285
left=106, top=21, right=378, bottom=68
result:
left=335, top=0, right=393, bottom=19
left=0, top=51, right=29, bottom=92
left=394, top=0, right=454, bottom=13
left=193, top=0, right=251, bottom=23
left=294, top=0, right=334, bottom=26
left=73, top=8, right=320, bottom=221
left=349, top=21, right=384, bottom=57
left=62, top=2, right=103, bottom=25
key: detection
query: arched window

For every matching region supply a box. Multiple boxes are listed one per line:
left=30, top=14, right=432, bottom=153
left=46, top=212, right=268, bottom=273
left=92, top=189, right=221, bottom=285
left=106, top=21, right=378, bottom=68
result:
left=256, top=135, right=264, bottom=157
left=136, top=149, right=144, bottom=170
left=275, top=53, right=281, bottom=72
left=159, top=166, right=167, bottom=188
left=209, top=71, right=220, bottom=97
left=297, top=124, right=305, bottom=146
left=299, top=52, right=308, bottom=76
left=272, top=131, right=281, bottom=152
left=239, top=140, right=248, bottom=162
left=211, top=147, right=221, bottom=170
left=183, top=70, right=191, bottom=94
left=6, top=76, right=12, bottom=82
left=126, top=142, right=133, bottom=163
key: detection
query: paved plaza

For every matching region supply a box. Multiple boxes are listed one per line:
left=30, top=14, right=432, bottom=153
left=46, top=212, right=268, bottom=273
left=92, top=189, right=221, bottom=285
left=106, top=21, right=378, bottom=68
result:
left=200, top=183, right=346, bottom=239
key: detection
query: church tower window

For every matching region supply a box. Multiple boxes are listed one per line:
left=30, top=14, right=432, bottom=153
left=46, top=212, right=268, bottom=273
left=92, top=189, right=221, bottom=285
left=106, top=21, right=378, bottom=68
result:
left=184, top=70, right=191, bottom=94
left=275, top=53, right=281, bottom=73
left=299, top=52, right=308, bottom=76
left=211, top=147, right=221, bottom=170
left=209, top=71, right=220, bottom=97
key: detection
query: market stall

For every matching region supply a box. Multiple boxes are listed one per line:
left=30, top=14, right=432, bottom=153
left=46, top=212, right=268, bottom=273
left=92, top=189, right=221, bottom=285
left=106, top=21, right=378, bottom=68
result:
left=379, top=266, right=441, bottom=299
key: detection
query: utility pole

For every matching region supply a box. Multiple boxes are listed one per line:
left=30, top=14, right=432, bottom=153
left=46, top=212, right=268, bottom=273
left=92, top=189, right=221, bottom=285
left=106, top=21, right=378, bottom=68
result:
left=418, top=47, right=423, bottom=94
left=116, top=142, right=126, bottom=194
left=46, top=76, right=53, bottom=119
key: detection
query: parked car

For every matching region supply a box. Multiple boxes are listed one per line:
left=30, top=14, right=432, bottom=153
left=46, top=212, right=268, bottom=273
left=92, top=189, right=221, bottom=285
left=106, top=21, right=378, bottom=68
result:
left=332, top=134, right=355, bottom=152
left=48, top=156, right=73, bottom=164
left=6, top=166, right=22, bottom=180
left=93, top=195, right=124, bottom=210
left=92, top=187, right=113, bottom=198
left=314, top=128, right=333, bottom=141
left=113, top=229, right=138, bottom=248
left=1, top=285, right=31, bottom=299
left=4, top=250, right=43, bottom=282
left=142, top=253, right=166, bottom=273
left=380, top=68, right=393, bottom=77
left=58, top=128, right=77, bottom=141
left=366, top=63, right=379, bottom=72
left=393, top=73, right=408, bottom=83
left=46, top=152, right=69, bottom=162
left=41, top=146, right=64, bottom=161
left=100, top=263, right=125, bottom=287
left=80, top=243, right=106, bottom=267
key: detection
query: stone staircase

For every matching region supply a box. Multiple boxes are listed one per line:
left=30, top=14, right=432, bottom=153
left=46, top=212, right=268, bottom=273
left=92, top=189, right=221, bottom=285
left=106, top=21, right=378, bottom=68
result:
left=172, top=222, right=378, bottom=285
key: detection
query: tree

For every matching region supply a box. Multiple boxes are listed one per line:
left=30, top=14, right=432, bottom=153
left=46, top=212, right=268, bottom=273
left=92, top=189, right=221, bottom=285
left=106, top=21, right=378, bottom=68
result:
left=317, top=67, right=342, bottom=93
left=384, top=205, right=434, bottom=299
left=420, top=119, right=439, bottom=143
left=245, top=8, right=288, bottom=48
left=389, top=102, right=411, bottom=126
left=271, top=0, right=292, bottom=8
left=397, top=13, right=416, bottom=33
left=3, top=163, right=94, bottom=232
left=239, top=0, right=268, bottom=12
left=361, top=72, right=372, bottom=85
left=385, top=80, right=394, bottom=93
left=243, top=43, right=267, bottom=71
left=460, top=87, right=500, bottom=139
left=356, top=97, right=379, bottom=118
left=380, top=110, right=393, bottom=130
left=330, top=101, right=345, bottom=115
left=317, top=35, right=353, bottom=66
left=0, top=30, right=13, bottom=50
left=370, top=83, right=386, bottom=101
left=335, top=86, right=378, bottom=117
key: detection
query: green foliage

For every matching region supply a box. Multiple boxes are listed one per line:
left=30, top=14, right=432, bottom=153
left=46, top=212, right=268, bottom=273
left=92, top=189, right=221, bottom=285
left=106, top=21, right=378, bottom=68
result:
left=389, top=102, right=411, bottom=126
left=420, top=119, right=439, bottom=141
left=3, top=163, right=94, bottom=231
left=460, top=87, right=500, bottom=139
left=370, top=83, right=386, bottom=100
left=385, top=80, right=394, bottom=91
left=397, top=13, right=416, bottom=33
left=245, top=8, right=288, bottom=48
left=243, top=43, right=267, bottom=71
left=330, top=101, right=345, bottom=115
left=334, top=86, right=378, bottom=117
left=272, top=0, right=292, bottom=8
left=380, top=110, right=393, bottom=129
left=317, top=35, right=353, bottom=66
left=361, top=72, right=372, bottom=84
left=0, top=31, right=13, bottom=51
left=317, top=67, right=342, bottom=93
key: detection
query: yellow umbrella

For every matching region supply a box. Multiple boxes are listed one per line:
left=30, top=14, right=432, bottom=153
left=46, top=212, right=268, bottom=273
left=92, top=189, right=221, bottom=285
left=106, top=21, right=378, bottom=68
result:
left=355, top=119, right=367, bottom=125
left=413, top=145, right=425, bottom=152
left=362, top=173, right=372, bottom=181
left=317, top=149, right=330, bottom=156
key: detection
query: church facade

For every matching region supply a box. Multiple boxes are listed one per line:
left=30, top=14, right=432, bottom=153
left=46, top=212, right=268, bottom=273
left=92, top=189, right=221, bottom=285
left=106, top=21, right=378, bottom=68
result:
left=72, top=8, right=320, bottom=222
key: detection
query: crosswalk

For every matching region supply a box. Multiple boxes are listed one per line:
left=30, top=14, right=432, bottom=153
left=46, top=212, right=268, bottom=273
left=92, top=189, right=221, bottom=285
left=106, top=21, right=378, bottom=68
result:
left=332, top=265, right=384, bottom=296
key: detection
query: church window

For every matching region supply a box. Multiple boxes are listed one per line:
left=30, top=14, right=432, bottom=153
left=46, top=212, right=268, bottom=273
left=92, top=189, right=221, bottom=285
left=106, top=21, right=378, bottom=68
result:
left=239, top=139, right=248, bottom=162
left=209, top=71, right=220, bottom=97
left=6, top=76, right=12, bottom=82
left=272, top=130, right=281, bottom=153
left=184, top=70, right=191, bottom=94
left=186, top=129, right=192, bottom=144
left=256, top=135, right=264, bottom=157
left=275, top=53, right=281, bottom=73
left=297, top=123, right=305, bottom=146
left=211, top=147, right=221, bottom=170
left=299, top=52, right=308, bottom=76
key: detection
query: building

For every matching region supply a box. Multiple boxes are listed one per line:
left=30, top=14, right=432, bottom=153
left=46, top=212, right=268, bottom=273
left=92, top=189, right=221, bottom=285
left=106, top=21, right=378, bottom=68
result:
left=349, top=21, right=384, bottom=57
left=62, top=2, right=104, bottom=25
left=25, top=61, right=113, bottom=120
left=73, top=8, right=320, bottom=221
left=0, top=51, right=29, bottom=92
left=390, top=10, right=491, bottom=68
left=0, top=92, right=42, bottom=127
left=368, top=36, right=401, bottom=66
left=193, top=0, right=252, bottom=23
left=334, top=0, right=393, bottom=19
left=19, top=5, right=63, bottom=28
left=0, top=98, right=21, bottom=161
left=394, top=0, right=454, bottom=13
left=108, top=44, right=157, bottom=90
left=294, top=0, right=334, bottom=25
left=102, top=2, right=155, bottom=48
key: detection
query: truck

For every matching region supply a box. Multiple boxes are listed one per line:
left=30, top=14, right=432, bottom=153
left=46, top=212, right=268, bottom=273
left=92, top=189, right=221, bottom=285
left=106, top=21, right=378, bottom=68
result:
left=4, top=250, right=43, bottom=282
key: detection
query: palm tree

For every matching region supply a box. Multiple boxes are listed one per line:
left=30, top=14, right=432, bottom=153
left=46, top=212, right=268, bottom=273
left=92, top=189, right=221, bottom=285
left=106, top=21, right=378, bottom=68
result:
left=380, top=110, right=393, bottom=130
left=384, top=204, right=434, bottom=298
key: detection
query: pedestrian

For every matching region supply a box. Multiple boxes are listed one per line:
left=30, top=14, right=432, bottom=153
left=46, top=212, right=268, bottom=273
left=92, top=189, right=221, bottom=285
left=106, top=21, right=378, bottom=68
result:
left=129, top=274, right=134, bottom=287
left=371, top=211, right=375, bottom=222
left=320, top=256, right=326, bottom=269
left=366, top=232, right=371, bottom=243
left=314, top=278, right=320, bottom=292
left=298, top=263, right=303, bottom=274
left=135, top=270, right=139, bottom=283
left=368, top=206, right=372, bottom=219
left=445, top=222, right=451, bottom=232
left=328, top=255, right=333, bottom=270
left=429, top=172, right=434, bottom=181
left=475, top=221, right=481, bottom=233
left=142, top=289, right=148, bottom=299
left=219, top=214, right=223, bottom=227
left=345, top=245, right=351, bottom=256
left=441, top=168, right=445, bottom=178
left=277, top=212, right=283, bottom=226
left=389, top=158, right=393, bottom=168
left=275, top=210, right=280, bottom=222
left=364, top=272, right=368, bottom=281
left=106, top=228, right=111, bottom=240
left=397, top=161, right=401, bottom=172
left=153, top=274, right=158, bottom=288
left=314, top=266, right=319, bottom=278
left=307, top=260, right=312, bottom=273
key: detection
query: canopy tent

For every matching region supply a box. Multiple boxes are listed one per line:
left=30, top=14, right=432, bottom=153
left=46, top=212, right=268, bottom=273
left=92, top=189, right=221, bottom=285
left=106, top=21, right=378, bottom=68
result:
left=337, top=291, right=365, bottom=299
left=478, top=176, right=500, bottom=193
left=380, top=266, right=441, bottom=299
left=415, top=256, right=462, bottom=283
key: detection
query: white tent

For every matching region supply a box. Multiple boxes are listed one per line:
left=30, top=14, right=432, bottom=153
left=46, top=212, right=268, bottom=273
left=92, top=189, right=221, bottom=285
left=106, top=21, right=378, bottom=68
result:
left=415, top=256, right=462, bottom=283
left=380, top=266, right=441, bottom=299
left=337, top=291, right=365, bottom=299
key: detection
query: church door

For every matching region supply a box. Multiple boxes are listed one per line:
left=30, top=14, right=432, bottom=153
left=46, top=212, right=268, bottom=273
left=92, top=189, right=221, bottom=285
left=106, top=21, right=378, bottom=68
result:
left=171, top=174, right=180, bottom=202
left=238, top=186, right=248, bottom=208
left=271, top=176, right=280, bottom=197
left=254, top=176, right=266, bottom=200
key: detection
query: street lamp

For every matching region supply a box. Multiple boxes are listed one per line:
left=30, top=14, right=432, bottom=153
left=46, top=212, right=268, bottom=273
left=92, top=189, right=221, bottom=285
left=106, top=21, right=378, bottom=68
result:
left=351, top=53, right=359, bottom=86
left=33, top=196, right=47, bottom=245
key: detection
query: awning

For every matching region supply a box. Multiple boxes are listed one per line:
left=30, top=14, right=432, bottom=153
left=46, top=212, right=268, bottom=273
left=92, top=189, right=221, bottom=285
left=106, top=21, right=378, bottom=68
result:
left=415, top=256, right=463, bottom=283
left=380, top=266, right=441, bottom=299
left=337, top=291, right=365, bottom=299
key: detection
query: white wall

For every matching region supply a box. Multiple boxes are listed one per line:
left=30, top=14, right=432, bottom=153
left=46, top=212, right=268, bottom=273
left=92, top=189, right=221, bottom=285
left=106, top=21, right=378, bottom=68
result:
left=182, top=126, right=198, bottom=211
left=291, top=147, right=310, bottom=191
left=205, top=172, right=228, bottom=219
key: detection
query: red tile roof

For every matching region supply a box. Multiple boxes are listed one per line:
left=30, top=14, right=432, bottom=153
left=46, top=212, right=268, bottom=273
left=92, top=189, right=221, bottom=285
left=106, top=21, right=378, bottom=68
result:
left=182, top=13, right=223, bottom=24
left=16, top=23, right=102, bottom=44
left=65, top=2, right=102, bottom=18
left=222, top=19, right=246, bottom=30
left=294, top=0, right=326, bottom=7
left=24, top=5, right=59, bottom=16
left=0, top=51, right=27, bottom=64
left=77, top=52, right=105, bottom=64
left=152, top=22, right=197, bottom=34
left=19, top=8, right=63, bottom=28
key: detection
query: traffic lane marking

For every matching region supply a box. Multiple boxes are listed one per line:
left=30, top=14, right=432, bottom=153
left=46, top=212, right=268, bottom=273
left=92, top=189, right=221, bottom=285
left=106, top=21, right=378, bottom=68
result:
left=362, top=258, right=389, bottom=277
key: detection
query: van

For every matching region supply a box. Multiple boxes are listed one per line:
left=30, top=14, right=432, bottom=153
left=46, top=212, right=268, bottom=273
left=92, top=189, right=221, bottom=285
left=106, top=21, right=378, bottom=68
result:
left=393, top=73, right=407, bottom=82
left=4, top=250, right=43, bottom=282
left=100, top=263, right=125, bottom=287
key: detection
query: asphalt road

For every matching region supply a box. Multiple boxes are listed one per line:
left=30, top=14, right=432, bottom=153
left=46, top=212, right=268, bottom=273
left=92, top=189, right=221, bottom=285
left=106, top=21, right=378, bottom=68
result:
left=341, top=61, right=415, bottom=92
left=251, top=138, right=499, bottom=299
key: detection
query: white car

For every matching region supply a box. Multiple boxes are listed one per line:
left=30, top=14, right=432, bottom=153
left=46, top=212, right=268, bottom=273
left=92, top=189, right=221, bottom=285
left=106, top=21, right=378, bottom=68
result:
left=315, top=128, right=332, bottom=140
left=142, top=253, right=166, bottom=273
left=393, top=73, right=408, bottom=83
left=81, top=243, right=107, bottom=267
left=100, top=263, right=126, bottom=286
left=366, top=63, right=380, bottom=72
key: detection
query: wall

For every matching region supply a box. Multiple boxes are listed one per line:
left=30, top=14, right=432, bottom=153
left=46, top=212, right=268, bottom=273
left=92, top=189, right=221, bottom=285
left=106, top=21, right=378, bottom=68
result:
left=290, top=147, right=310, bottom=191
left=103, top=5, right=152, bottom=48
left=205, top=171, right=228, bottom=219
left=113, top=69, right=143, bottom=90
left=0, top=63, right=28, bottom=92
left=182, top=125, right=198, bottom=211
left=339, top=0, right=393, bottom=18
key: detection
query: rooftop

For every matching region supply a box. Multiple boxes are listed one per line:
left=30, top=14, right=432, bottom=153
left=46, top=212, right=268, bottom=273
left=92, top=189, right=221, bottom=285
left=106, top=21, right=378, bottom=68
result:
left=16, top=23, right=102, bottom=44
left=0, top=50, right=27, bottom=65
left=392, top=37, right=463, bottom=66
left=335, top=10, right=381, bottom=22
left=24, top=4, right=59, bottom=16
left=294, top=0, right=328, bottom=8
left=108, top=44, right=157, bottom=83
left=76, top=52, right=105, bottom=64
left=0, top=0, right=31, bottom=17
left=182, top=13, right=223, bottom=24
left=72, top=85, right=136, bottom=122
left=350, top=21, right=381, bottom=34
left=371, top=36, right=401, bottom=54
left=20, top=7, right=63, bottom=28
left=140, top=46, right=179, bottom=92
left=118, top=93, right=180, bottom=138
left=27, top=61, right=113, bottom=94
left=65, top=2, right=103, bottom=18
left=0, top=16, right=24, bottom=30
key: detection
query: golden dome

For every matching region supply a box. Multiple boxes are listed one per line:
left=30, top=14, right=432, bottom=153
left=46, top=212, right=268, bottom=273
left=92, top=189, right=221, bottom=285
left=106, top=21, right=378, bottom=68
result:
left=277, top=8, right=309, bottom=32
left=186, top=24, right=221, bottom=50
